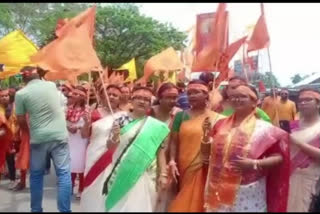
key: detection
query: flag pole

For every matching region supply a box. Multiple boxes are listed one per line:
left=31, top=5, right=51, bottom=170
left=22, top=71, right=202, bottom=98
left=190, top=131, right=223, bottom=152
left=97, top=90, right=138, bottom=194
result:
left=267, top=46, right=280, bottom=126
left=213, top=60, right=219, bottom=89
left=98, top=68, right=114, bottom=116
left=87, top=71, right=92, bottom=106
left=92, top=80, right=100, bottom=108
left=242, top=42, right=249, bottom=83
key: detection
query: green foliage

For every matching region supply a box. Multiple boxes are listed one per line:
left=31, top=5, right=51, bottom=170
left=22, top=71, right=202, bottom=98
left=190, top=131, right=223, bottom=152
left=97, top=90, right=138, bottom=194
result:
left=291, top=73, right=309, bottom=85
left=0, top=3, right=89, bottom=46
left=0, top=3, right=187, bottom=80
left=95, top=4, right=186, bottom=77
left=0, top=75, right=22, bottom=89
left=251, top=71, right=281, bottom=89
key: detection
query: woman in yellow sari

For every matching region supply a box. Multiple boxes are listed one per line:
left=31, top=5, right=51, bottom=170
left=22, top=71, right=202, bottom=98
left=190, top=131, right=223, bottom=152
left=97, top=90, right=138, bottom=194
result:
left=168, top=80, right=223, bottom=212
left=203, top=84, right=290, bottom=212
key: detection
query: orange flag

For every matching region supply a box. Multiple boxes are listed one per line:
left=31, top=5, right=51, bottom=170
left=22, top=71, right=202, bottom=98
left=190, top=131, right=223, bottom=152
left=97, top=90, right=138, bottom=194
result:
left=56, top=6, right=96, bottom=41
left=142, top=47, right=183, bottom=82
left=225, top=36, right=247, bottom=62
left=192, top=3, right=229, bottom=71
left=31, top=6, right=102, bottom=82
left=214, top=36, right=247, bottom=86
left=247, top=3, right=270, bottom=52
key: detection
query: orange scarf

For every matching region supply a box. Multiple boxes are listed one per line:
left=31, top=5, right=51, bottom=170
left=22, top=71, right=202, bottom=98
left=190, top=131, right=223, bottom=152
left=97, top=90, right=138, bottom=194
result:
left=205, top=111, right=256, bottom=211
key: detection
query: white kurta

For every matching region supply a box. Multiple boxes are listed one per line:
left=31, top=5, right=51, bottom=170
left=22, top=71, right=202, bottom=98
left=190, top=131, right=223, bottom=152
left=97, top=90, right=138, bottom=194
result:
left=68, top=118, right=88, bottom=173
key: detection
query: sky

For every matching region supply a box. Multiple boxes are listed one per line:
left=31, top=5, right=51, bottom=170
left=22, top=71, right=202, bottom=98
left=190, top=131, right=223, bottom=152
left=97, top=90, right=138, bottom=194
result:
left=138, top=3, right=320, bottom=86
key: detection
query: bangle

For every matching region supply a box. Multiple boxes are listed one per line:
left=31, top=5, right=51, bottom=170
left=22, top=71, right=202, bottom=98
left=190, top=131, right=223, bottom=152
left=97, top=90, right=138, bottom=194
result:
left=201, top=137, right=213, bottom=144
left=257, top=160, right=262, bottom=170
left=160, top=173, right=168, bottom=178
left=253, top=159, right=261, bottom=171
left=169, top=160, right=176, bottom=166
left=202, top=159, right=209, bottom=165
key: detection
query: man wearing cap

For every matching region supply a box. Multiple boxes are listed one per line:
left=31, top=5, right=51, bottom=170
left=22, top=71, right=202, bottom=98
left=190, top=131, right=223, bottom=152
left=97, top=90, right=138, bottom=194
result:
left=15, top=66, right=71, bottom=212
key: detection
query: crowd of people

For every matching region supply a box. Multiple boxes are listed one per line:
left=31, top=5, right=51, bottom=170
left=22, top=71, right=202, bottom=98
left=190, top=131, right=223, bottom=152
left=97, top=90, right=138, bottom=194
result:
left=0, top=66, right=320, bottom=212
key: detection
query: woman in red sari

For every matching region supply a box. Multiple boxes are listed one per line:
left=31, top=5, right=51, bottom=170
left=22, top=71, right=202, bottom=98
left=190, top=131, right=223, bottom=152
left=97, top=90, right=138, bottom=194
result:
left=203, top=84, right=290, bottom=212
left=0, top=89, right=13, bottom=181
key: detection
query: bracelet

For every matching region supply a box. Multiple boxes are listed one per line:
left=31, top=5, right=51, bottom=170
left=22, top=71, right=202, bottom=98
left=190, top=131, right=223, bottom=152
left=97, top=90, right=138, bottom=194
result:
left=160, top=173, right=168, bottom=178
left=253, top=159, right=262, bottom=171
left=202, top=159, right=209, bottom=165
left=257, top=160, right=262, bottom=170
left=168, top=160, right=177, bottom=166
left=201, top=137, right=213, bottom=144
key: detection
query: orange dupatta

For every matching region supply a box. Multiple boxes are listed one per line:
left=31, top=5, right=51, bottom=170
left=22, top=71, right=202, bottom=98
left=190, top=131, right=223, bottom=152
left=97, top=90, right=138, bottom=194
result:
left=204, top=112, right=256, bottom=211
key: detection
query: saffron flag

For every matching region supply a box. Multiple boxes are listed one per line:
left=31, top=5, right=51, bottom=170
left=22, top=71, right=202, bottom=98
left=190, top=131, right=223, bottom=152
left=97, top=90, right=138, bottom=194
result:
left=247, top=3, right=270, bottom=52
left=0, top=30, right=38, bottom=79
left=115, top=58, right=137, bottom=81
left=225, top=36, right=247, bottom=62
left=31, top=6, right=102, bottom=82
left=214, top=36, right=247, bottom=86
left=192, top=3, right=229, bottom=71
left=142, top=47, right=183, bottom=83
left=55, top=6, right=96, bottom=41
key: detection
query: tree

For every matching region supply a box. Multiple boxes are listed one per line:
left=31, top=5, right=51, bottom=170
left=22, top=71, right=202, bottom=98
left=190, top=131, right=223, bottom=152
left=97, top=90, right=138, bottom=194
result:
left=0, top=3, right=187, bottom=79
left=0, top=3, right=88, bottom=46
left=251, top=71, right=280, bottom=89
left=291, top=73, right=309, bottom=84
left=95, top=4, right=186, bottom=77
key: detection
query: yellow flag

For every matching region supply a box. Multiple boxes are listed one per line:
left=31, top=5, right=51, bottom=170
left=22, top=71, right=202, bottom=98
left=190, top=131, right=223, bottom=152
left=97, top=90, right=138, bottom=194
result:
left=0, top=30, right=38, bottom=79
left=116, top=58, right=137, bottom=81
left=167, top=71, right=176, bottom=84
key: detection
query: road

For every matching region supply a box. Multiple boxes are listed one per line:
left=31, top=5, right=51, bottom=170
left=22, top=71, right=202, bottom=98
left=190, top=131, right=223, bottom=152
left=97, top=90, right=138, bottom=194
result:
left=0, top=165, right=81, bottom=212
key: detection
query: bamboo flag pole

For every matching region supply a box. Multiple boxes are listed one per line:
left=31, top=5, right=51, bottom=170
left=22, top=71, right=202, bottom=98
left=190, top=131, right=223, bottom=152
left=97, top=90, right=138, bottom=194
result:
left=256, top=50, right=260, bottom=84
left=92, top=81, right=100, bottom=107
left=98, top=68, right=114, bottom=116
left=267, top=46, right=280, bottom=126
left=87, top=71, right=92, bottom=106
left=242, top=42, right=249, bottom=83
left=213, top=60, right=218, bottom=89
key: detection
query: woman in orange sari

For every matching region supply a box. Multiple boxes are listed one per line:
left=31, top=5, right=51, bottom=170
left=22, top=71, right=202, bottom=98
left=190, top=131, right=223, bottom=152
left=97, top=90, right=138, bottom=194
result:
left=203, top=84, right=290, bottom=212
left=168, top=80, right=224, bottom=212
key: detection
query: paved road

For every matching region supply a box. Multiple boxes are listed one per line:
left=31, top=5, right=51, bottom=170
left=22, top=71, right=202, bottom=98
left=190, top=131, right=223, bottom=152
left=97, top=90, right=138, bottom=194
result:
left=0, top=165, right=81, bottom=212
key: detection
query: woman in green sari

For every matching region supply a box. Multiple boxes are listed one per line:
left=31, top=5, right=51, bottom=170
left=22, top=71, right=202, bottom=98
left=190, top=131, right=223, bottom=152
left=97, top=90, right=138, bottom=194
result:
left=102, top=86, right=170, bottom=212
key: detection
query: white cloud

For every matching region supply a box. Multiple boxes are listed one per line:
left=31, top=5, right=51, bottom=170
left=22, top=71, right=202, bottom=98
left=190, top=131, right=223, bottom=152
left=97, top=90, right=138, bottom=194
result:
left=139, top=3, right=320, bottom=86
